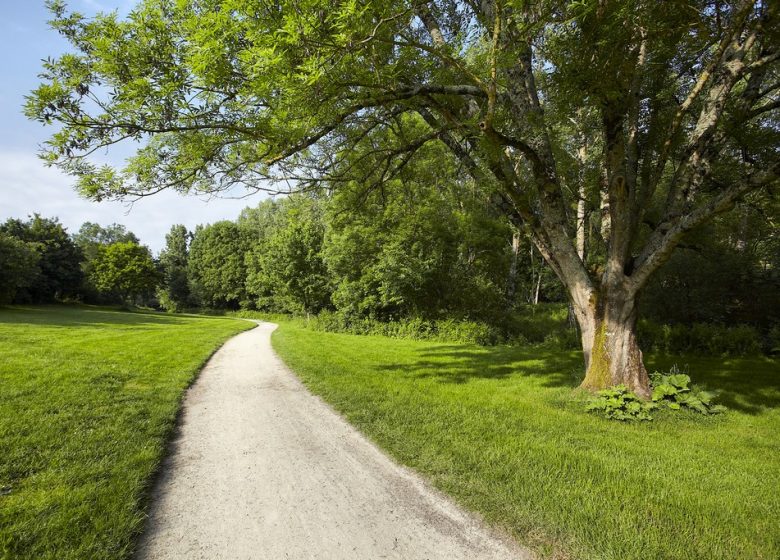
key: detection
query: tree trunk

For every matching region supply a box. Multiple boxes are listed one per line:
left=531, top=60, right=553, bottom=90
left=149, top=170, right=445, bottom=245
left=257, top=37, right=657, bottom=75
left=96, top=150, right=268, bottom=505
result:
left=533, top=270, right=542, bottom=305
left=574, top=286, right=651, bottom=399
left=506, top=231, right=521, bottom=302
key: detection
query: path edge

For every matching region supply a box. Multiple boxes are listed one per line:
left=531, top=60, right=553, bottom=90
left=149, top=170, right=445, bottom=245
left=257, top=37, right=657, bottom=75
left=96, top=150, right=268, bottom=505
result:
left=129, top=319, right=258, bottom=559
left=266, top=321, right=535, bottom=560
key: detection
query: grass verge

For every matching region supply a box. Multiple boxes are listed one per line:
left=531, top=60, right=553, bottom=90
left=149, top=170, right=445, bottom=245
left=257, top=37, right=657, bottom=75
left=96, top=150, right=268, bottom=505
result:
left=0, top=305, right=251, bottom=559
left=272, top=321, right=780, bottom=560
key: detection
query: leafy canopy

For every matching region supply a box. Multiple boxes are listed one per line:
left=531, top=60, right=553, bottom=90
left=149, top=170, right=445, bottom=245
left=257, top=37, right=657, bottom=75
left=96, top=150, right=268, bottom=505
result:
left=89, top=241, right=158, bottom=301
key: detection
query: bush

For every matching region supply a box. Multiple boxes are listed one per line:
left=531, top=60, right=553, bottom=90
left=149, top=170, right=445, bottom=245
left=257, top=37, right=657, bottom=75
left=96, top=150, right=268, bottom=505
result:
left=586, top=386, right=655, bottom=421
left=650, top=367, right=726, bottom=415
left=434, top=318, right=503, bottom=345
left=305, top=310, right=505, bottom=345
left=638, top=320, right=763, bottom=356
left=586, top=366, right=726, bottom=421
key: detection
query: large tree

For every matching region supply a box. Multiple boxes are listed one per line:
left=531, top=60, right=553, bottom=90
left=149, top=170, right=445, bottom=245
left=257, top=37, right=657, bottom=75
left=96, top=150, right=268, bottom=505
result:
left=73, top=222, right=140, bottom=262
left=245, top=196, right=332, bottom=314
left=157, top=224, right=192, bottom=311
left=0, top=234, right=40, bottom=304
left=73, top=221, right=141, bottom=301
left=0, top=215, right=83, bottom=302
left=90, top=241, right=158, bottom=303
left=27, top=0, right=779, bottom=396
left=188, top=221, right=249, bottom=309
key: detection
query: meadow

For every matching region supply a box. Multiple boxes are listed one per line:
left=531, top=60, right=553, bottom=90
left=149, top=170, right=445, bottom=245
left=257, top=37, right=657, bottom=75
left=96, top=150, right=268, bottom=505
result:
left=272, top=321, right=780, bottom=560
left=2, top=305, right=778, bottom=560
left=0, top=306, right=251, bottom=559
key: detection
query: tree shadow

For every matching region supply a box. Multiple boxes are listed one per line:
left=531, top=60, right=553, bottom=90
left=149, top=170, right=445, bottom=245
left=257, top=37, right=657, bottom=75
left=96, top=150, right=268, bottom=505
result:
left=647, top=355, right=780, bottom=415
left=0, top=305, right=221, bottom=329
left=374, top=344, right=584, bottom=389
left=372, top=344, right=779, bottom=415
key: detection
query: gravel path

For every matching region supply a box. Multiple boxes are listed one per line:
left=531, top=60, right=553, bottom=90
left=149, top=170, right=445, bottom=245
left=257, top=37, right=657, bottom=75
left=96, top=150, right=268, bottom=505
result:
left=136, top=322, right=530, bottom=560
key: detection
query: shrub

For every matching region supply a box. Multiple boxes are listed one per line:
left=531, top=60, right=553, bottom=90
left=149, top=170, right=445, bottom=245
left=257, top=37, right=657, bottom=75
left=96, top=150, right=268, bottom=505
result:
left=305, top=311, right=506, bottom=345
left=650, top=367, right=726, bottom=415
left=435, top=318, right=503, bottom=345
left=723, top=324, right=762, bottom=356
left=585, top=386, right=655, bottom=421
left=587, top=366, right=726, bottom=421
left=637, top=320, right=763, bottom=356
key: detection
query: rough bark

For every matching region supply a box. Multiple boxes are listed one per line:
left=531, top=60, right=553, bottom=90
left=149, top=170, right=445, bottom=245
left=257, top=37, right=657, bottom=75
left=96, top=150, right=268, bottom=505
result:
left=505, top=230, right=521, bottom=302
left=575, top=284, right=650, bottom=398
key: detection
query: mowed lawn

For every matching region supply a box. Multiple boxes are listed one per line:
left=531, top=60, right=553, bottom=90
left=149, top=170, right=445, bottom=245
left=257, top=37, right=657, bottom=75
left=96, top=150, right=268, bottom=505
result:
left=0, top=306, right=251, bottom=560
left=273, top=322, right=780, bottom=560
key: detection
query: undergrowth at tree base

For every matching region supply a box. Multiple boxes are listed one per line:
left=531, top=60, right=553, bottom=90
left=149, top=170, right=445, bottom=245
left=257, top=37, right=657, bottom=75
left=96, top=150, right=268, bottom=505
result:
left=586, top=365, right=727, bottom=421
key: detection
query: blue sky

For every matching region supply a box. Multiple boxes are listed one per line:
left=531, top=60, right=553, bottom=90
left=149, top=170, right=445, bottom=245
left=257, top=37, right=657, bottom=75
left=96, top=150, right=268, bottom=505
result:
left=0, top=1, right=262, bottom=252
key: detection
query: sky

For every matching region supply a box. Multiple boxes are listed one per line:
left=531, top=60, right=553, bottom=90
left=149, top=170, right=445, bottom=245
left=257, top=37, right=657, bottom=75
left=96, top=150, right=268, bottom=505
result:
left=0, top=1, right=264, bottom=253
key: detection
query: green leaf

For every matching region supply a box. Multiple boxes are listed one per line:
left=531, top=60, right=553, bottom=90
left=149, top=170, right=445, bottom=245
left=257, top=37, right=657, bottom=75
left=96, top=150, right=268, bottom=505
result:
left=668, top=374, right=690, bottom=389
left=696, top=391, right=716, bottom=405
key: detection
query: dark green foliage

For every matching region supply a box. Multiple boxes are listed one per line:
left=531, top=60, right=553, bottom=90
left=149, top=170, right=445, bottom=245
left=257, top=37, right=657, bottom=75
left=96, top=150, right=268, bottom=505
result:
left=245, top=196, right=332, bottom=314
left=0, top=235, right=40, bottom=304
left=769, top=326, right=780, bottom=355
left=156, top=225, right=191, bottom=312
left=308, top=311, right=504, bottom=346
left=89, top=242, right=159, bottom=303
left=72, top=222, right=141, bottom=302
left=585, top=386, right=656, bottom=421
left=650, top=368, right=727, bottom=415
left=509, top=304, right=579, bottom=347
left=323, top=156, right=515, bottom=322
left=638, top=321, right=764, bottom=356
left=0, top=216, right=82, bottom=302
left=641, top=201, right=780, bottom=329
left=188, top=221, right=249, bottom=309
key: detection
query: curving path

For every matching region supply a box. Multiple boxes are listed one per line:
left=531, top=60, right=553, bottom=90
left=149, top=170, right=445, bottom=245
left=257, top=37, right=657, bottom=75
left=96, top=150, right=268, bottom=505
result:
left=136, top=322, right=530, bottom=560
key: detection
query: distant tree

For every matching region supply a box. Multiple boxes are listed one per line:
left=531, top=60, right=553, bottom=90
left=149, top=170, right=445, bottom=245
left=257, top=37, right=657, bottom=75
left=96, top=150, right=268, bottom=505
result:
left=0, top=215, right=82, bottom=302
left=322, top=149, right=513, bottom=321
left=237, top=200, right=285, bottom=244
left=73, top=221, right=140, bottom=301
left=0, top=234, right=40, bottom=304
left=188, top=221, right=249, bottom=309
left=73, top=222, right=139, bottom=261
left=157, top=224, right=192, bottom=312
left=246, top=196, right=331, bottom=314
left=89, top=242, right=158, bottom=304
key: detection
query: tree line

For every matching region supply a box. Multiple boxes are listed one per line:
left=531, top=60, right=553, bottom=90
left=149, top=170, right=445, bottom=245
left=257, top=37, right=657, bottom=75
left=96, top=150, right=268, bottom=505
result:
left=4, top=173, right=774, bottom=351
left=0, top=216, right=157, bottom=305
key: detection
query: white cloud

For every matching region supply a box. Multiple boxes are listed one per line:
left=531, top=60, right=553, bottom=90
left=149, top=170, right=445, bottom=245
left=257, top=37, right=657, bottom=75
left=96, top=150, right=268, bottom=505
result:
left=0, top=151, right=265, bottom=253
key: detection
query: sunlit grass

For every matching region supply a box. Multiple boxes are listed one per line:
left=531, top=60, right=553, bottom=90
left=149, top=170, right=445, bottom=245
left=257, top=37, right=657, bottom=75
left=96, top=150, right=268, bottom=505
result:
left=273, top=322, right=780, bottom=560
left=0, top=305, right=251, bottom=559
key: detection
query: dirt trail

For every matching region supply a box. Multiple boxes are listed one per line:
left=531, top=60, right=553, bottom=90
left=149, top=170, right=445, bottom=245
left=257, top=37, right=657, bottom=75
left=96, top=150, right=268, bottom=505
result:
left=136, top=322, right=530, bottom=560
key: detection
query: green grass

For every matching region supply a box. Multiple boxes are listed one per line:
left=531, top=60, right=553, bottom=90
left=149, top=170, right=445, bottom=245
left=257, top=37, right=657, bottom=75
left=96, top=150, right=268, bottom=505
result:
left=272, top=321, right=780, bottom=560
left=0, top=305, right=252, bottom=560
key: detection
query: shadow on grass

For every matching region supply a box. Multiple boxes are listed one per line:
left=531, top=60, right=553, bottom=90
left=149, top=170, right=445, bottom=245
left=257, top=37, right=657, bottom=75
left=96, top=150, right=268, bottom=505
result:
left=376, top=344, right=584, bottom=389
left=376, top=343, right=779, bottom=414
left=647, top=355, right=780, bottom=415
left=0, top=305, right=207, bottom=329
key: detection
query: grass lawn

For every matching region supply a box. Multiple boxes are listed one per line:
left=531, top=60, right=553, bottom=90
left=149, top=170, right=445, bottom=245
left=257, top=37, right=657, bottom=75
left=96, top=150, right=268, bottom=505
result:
left=0, top=305, right=252, bottom=560
left=272, top=321, right=780, bottom=560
